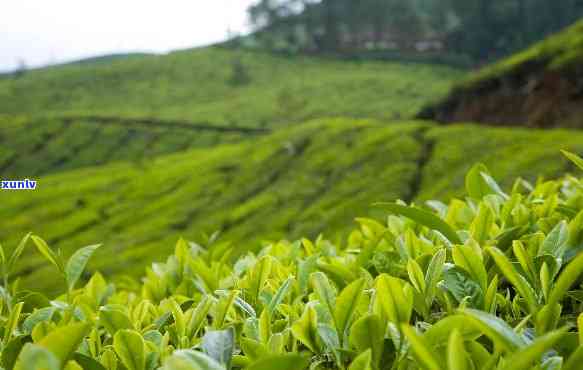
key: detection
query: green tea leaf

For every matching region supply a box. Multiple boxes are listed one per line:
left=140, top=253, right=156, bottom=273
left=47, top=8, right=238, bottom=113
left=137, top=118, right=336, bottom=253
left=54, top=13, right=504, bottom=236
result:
left=6, top=233, right=31, bottom=275
left=374, top=203, right=461, bottom=244
left=447, top=329, right=468, bottom=370
left=113, top=329, right=145, bottom=370
left=401, top=325, right=443, bottom=370
left=311, top=272, right=337, bottom=323
left=16, top=344, right=60, bottom=370
left=459, top=308, right=526, bottom=352
left=334, top=278, right=365, bottom=345
left=31, top=236, right=64, bottom=274
left=539, top=221, right=568, bottom=259
left=349, top=314, right=384, bottom=368
left=348, top=349, right=373, bottom=370
left=202, top=327, right=234, bottom=369
left=267, top=277, right=293, bottom=315
left=291, top=305, right=319, bottom=353
left=163, top=350, right=224, bottom=370
left=487, top=247, right=538, bottom=314
left=453, top=245, right=487, bottom=291
left=376, top=274, right=413, bottom=324
left=65, top=244, right=101, bottom=292
left=500, top=327, right=569, bottom=370
left=38, top=322, right=91, bottom=366
left=245, top=354, right=309, bottom=370
left=561, top=150, right=583, bottom=171
left=548, top=250, right=583, bottom=307
left=99, top=305, right=134, bottom=335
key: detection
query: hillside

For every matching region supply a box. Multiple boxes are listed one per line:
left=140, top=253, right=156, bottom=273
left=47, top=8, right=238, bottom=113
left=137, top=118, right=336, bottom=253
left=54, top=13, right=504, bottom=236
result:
left=2, top=118, right=582, bottom=293
left=0, top=115, right=264, bottom=178
left=418, top=19, right=583, bottom=128
left=0, top=48, right=462, bottom=126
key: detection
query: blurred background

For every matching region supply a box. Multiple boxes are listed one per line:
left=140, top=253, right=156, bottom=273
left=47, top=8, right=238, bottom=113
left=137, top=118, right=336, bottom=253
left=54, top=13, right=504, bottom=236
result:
left=1, top=0, right=583, bottom=293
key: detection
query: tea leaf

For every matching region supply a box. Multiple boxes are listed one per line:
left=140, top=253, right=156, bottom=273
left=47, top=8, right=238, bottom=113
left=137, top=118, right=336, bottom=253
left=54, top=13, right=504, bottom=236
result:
left=375, top=203, right=461, bottom=244
left=65, top=244, right=101, bottom=292
left=113, top=329, right=145, bottom=370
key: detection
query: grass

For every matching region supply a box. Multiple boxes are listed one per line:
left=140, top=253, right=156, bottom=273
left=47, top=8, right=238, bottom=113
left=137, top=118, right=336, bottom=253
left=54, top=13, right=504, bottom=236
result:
left=0, top=48, right=463, bottom=126
left=1, top=118, right=582, bottom=294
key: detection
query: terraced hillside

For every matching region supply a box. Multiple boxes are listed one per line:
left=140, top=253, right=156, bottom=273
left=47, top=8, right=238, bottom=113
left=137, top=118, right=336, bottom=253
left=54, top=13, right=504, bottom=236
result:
left=0, top=115, right=265, bottom=177
left=419, top=20, right=583, bottom=128
left=0, top=48, right=462, bottom=126
left=2, top=118, right=582, bottom=294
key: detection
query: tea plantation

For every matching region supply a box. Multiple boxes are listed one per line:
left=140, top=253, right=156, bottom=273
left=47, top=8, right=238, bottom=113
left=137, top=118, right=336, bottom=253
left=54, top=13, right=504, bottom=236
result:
left=0, top=48, right=461, bottom=126
left=1, top=153, right=583, bottom=370
left=2, top=119, right=582, bottom=294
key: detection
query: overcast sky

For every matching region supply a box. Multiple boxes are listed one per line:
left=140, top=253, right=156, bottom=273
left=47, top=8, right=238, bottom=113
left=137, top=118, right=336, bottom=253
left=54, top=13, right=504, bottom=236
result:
left=0, top=0, right=256, bottom=72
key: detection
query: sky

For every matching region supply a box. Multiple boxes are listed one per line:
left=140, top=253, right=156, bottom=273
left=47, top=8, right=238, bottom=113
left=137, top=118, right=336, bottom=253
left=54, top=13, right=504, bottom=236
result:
left=0, top=0, right=256, bottom=72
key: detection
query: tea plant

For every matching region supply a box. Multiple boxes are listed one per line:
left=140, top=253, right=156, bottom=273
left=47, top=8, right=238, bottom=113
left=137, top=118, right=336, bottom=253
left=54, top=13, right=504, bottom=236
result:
left=1, top=151, right=583, bottom=369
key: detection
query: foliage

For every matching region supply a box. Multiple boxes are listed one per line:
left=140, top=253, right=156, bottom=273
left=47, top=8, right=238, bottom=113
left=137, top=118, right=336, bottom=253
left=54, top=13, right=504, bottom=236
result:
left=247, top=0, right=583, bottom=62
left=2, top=119, right=583, bottom=294
left=1, top=152, right=583, bottom=369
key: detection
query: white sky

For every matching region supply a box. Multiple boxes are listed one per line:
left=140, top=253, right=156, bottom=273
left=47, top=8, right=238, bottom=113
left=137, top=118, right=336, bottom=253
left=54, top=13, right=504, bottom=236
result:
left=0, top=0, right=256, bottom=72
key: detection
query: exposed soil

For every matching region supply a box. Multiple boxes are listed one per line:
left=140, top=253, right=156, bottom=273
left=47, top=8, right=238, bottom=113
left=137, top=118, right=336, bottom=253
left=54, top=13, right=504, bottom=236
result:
left=418, top=63, right=583, bottom=128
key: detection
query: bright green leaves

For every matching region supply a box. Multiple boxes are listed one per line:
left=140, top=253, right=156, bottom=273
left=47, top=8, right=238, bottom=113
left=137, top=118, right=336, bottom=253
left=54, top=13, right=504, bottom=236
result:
left=375, top=274, right=413, bottom=325
left=162, top=350, right=223, bottom=370
left=31, top=236, right=101, bottom=296
left=31, top=235, right=64, bottom=275
left=291, top=305, right=319, bottom=353
left=465, top=163, right=507, bottom=200
left=459, top=309, right=526, bottom=352
left=36, top=322, right=91, bottom=366
left=348, top=350, right=373, bottom=370
left=375, top=202, right=461, bottom=244
left=447, top=330, right=469, bottom=370
left=16, top=344, right=60, bottom=370
left=539, top=221, right=569, bottom=259
left=453, top=245, right=487, bottom=292
left=310, top=272, right=336, bottom=322
left=4, top=155, right=583, bottom=370
left=469, top=203, right=495, bottom=244
left=349, top=315, right=384, bottom=368
left=562, top=150, right=583, bottom=171
left=65, top=244, right=101, bottom=292
left=201, top=328, right=234, bottom=369
left=245, top=354, right=310, bottom=370
left=486, top=247, right=538, bottom=314
left=334, top=278, right=365, bottom=346
left=499, top=327, right=569, bottom=370
left=113, top=329, right=146, bottom=370
left=401, top=325, right=443, bottom=370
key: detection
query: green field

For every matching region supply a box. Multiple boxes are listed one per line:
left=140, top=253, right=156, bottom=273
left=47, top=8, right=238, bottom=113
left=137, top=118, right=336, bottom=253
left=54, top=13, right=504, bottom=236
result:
left=0, top=48, right=462, bottom=126
left=2, top=118, right=581, bottom=293
left=1, top=43, right=583, bottom=294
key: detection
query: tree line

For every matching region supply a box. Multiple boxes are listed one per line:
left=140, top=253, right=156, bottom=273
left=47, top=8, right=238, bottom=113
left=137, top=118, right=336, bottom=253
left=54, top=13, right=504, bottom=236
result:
left=245, top=0, right=583, bottom=63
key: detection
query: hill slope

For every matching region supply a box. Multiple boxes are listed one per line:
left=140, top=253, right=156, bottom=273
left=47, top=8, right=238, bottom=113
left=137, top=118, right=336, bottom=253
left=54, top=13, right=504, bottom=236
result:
left=419, top=20, right=583, bottom=128
left=2, top=118, right=581, bottom=293
left=0, top=48, right=462, bottom=127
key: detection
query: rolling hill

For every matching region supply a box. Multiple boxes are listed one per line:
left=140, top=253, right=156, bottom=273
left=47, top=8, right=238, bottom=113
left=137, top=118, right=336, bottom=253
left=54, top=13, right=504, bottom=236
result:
left=419, top=19, right=583, bottom=128
left=2, top=118, right=582, bottom=293
left=0, top=48, right=462, bottom=126
left=2, top=35, right=583, bottom=294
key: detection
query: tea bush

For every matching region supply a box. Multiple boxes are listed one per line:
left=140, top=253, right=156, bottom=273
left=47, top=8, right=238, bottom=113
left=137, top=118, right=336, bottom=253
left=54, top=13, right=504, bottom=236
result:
left=2, top=151, right=583, bottom=369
